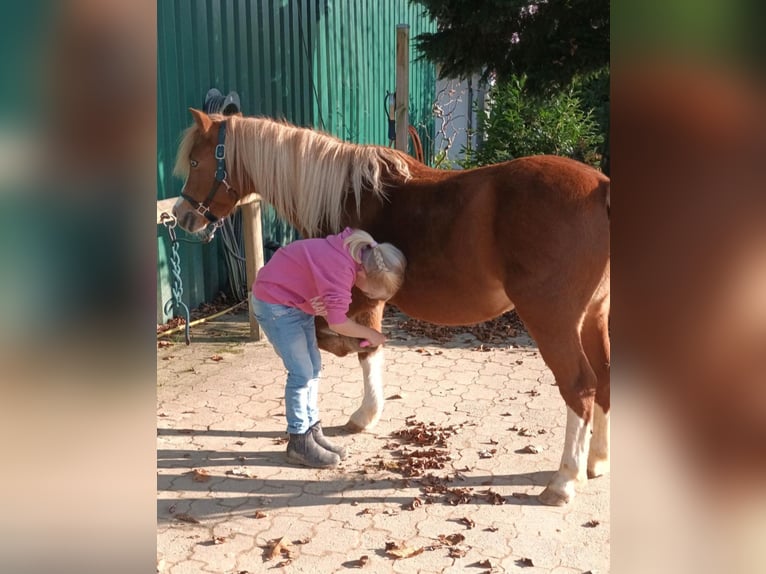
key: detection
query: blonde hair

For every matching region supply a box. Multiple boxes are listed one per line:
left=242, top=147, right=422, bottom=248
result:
left=344, top=230, right=406, bottom=299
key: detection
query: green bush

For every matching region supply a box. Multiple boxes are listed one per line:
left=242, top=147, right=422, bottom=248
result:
left=461, top=74, right=604, bottom=169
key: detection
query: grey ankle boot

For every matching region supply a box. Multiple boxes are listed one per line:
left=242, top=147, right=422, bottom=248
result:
left=310, top=422, right=348, bottom=460
left=286, top=428, right=340, bottom=468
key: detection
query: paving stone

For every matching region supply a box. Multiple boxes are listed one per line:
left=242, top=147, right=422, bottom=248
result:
left=157, top=312, right=610, bottom=573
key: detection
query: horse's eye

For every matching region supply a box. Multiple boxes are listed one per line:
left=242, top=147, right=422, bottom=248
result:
left=190, top=159, right=199, bottom=168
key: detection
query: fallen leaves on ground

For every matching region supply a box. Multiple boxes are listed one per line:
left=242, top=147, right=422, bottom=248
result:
left=210, top=354, right=223, bottom=362
left=384, top=541, right=424, bottom=559
left=516, top=557, right=535, bottom=567
left=478, top=449, right=497, bottom=459
left=438, top=533, right=465, bottom=546
left=406, top=497, right=423, bottom=511
left=459, top=517, right=476, bottom=529
left=190, top=469, right=211, bottom=482
left=225, top=467, right=256, bottom=478
left=264, top=537, right=292, bottom=561
left=370, top=419, right=512, bottom=507
left=517, top=445, right=542, bottom=454
left=253, top=511, right=268, bottom=519
left=583, top=519, right=601, bottom=528
left=388, top=307, right=524, bottom=348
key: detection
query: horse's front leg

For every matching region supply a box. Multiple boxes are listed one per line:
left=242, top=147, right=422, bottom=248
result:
left=346, top=300, right=386, bottom=431
left=314, top=300, right=387, bottom=432
left=347, top=345, right=385, bottom=431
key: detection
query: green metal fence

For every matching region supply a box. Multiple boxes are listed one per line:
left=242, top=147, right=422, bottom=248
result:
left=157, top=0, right=436, bottom=323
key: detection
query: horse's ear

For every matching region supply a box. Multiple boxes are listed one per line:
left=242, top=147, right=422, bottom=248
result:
left=189, top=108, right=213, bottom=133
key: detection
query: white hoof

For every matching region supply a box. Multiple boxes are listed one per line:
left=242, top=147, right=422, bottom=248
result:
left=587, top=456, right=610, bottom=479
left=345, top=408, right=380, bottom=433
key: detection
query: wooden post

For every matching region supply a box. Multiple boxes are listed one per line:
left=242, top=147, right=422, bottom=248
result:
left=241, top=198, right=264, bottom=341
left=157, top=195, right=264, bottom=340
left=395, top=24, right=410, bottom=153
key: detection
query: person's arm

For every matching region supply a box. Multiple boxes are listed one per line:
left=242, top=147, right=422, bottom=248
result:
left=328, top=318, right=387, bottom=346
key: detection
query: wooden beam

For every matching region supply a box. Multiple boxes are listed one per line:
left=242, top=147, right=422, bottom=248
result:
left=157, top=194, right=266, bottom=341
left=241, top=199, right=265, bottom=341
left=395, top=24, right=410, bottom=153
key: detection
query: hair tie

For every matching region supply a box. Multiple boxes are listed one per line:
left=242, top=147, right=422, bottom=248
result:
left=369, top=241, right=378, bottom=248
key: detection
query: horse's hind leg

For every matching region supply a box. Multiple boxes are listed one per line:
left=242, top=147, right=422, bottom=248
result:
left=520, top=310, right=598, bottom=506
left=582, top=300, right=610, bottom=478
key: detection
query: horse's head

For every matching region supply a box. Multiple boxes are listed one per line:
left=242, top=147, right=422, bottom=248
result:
left=172, top=109, right=240, bottom=234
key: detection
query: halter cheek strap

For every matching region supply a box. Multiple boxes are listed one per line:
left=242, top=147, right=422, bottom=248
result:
left=181, top=122, right=236, bottom=223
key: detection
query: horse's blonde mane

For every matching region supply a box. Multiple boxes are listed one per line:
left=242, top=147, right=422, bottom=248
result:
left=173, top=125, right=197, bottom=180
left=204, top=114, right=411, bottom=237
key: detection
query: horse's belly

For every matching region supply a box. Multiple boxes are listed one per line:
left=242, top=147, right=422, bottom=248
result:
left=392, top=288, right=514, bottom=326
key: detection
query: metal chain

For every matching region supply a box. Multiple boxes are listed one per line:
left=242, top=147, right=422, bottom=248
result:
left=161, top=213, right=191, bottom=345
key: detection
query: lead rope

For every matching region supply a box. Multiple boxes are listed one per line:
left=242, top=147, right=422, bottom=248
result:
left=160, top=213, right=191, bottom=345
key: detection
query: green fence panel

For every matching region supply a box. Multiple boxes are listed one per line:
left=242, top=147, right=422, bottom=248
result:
left=157, top=0, right=435, bottom=323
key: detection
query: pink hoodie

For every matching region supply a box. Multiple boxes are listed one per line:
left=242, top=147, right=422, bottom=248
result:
left=253, top=228, right=359, bottom=325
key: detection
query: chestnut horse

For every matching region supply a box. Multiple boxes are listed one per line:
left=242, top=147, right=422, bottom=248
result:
left=171, top=109, right=610, bottom=505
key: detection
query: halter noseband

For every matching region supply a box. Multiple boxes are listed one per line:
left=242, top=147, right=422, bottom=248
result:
left=181, top=121, right=237, bottom=223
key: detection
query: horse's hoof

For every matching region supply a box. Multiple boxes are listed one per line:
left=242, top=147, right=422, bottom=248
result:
left=538, top=486, right=571, bottom=506
left=587, top=459, right=610, bottom=479
left=344, top=420, right=366, bottom=433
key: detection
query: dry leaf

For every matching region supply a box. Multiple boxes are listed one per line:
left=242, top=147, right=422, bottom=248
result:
left=477, top=559, right=493, bottom=567
left=234, top=440, right=245, bottom=446
left=253, top=511, right=268, bottom=519
left=484, top=526, right=499, bottom=532
left=294, top=537, right=310, bottom=545
left=448, top=547, right=468, bottom=558
left=478, top=449, right=496, bottom=459
left=518, top=445, right=542, bottom=454
left=438, top=533, right=465, bottom=546
left=158, top=340, right=172, bottom=348
left=484, top=490, right=507, bottom=505
left=459, top=517, right=476, bottom=529
left=225, top=467, right=255, bottom=478
left=385, top=541, right=424, bottom=559
left=212, top=536, right=226, bottom=545
left=266, top=537, right=292, bottom=561
left=386, top=393, right=404, bottom=400
left=357, top=508, right=373, bottom=516
left=517, top=557, right=534, bottom=567
left=210, top=355, right=223, bottom=362
left=583, top=519, right=601, bottom=528
left=276, top=559, right=292, bottom=567
left=190, top=469, right=211, bottom=482
left=174, top=513, right=200, bottom=524
left=407, top=497, right=422, bottom=511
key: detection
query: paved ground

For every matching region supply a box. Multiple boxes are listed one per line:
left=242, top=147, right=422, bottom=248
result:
left=157, top=310, right=609, bottom=573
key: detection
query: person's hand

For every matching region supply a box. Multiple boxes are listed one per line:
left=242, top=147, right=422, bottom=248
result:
left=365, top=330, right=387, bottom=347
left=310, top=296, right=327, bottom=316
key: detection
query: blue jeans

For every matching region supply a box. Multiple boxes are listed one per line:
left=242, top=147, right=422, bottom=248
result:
left=251, top=294, right=322, bottom=434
